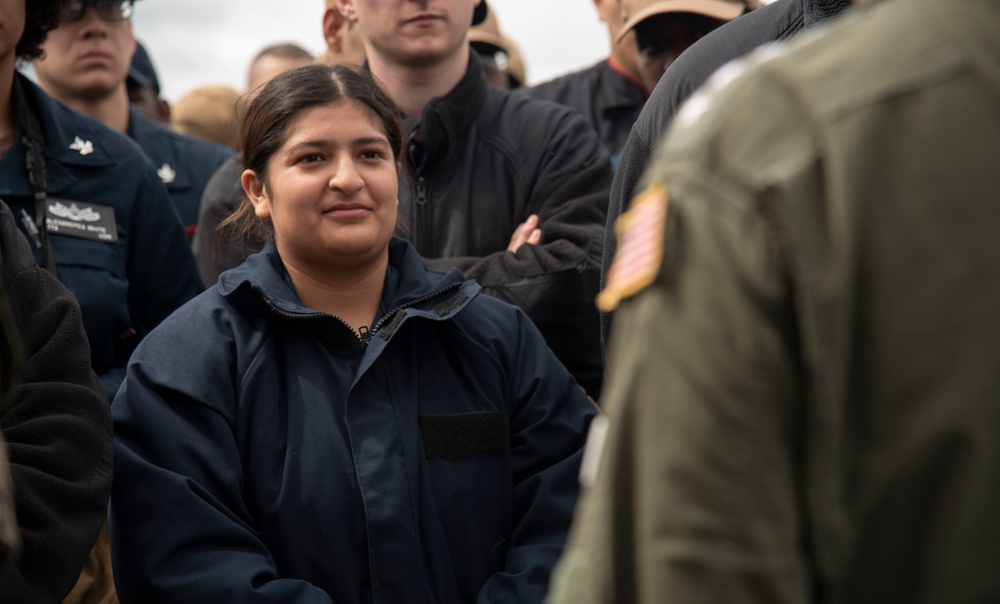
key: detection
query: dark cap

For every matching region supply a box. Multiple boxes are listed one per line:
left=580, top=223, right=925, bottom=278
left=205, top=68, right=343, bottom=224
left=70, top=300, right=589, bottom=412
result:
left=127, top=40, right=160, bottom=94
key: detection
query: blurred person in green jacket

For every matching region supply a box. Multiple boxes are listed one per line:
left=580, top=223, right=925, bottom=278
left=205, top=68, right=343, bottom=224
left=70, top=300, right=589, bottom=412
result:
left=549, top=0, right=1000, bottom=602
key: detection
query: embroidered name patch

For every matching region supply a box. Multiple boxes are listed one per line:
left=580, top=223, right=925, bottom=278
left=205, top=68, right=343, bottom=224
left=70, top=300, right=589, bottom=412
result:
left=45, top=199, right=118, bottom=243
left=419, top=411, right=508, bottom=460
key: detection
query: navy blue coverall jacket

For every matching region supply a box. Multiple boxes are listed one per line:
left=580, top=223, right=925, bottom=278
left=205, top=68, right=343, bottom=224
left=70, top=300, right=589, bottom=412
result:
left=111, top=237, right=595, bottom=603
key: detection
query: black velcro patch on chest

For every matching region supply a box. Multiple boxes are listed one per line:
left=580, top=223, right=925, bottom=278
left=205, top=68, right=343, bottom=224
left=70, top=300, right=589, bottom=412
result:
left=419, top=411, right=508, bottom=460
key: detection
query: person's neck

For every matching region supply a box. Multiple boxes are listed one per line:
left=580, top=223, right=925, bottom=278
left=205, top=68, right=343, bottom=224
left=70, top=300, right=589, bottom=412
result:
left=607, top=55, right=647, bottom=96
left=367, top=46, right=469, bottom=118
left=43, top=83, right=131, bottom=134
left=0, top=57, right=20, bottom=156
left=608, top=32, right=646, bottom=93
left=282, top=251, right=389, bottom=336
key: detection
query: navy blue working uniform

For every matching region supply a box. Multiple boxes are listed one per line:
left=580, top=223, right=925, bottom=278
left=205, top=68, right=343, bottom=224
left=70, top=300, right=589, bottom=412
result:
left=127, top=106, right=233, bottom=237
left=0, top=75, right=203, bottom=400
left=111, top=237, right=596, bottom=603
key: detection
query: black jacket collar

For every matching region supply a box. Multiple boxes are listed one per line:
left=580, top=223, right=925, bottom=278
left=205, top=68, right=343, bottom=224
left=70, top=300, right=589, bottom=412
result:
left=402, top=50, right=488, bottom=174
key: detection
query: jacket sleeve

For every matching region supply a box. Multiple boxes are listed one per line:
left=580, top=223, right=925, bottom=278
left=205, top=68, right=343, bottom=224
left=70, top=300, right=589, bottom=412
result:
left=548, top=178, right=810, bottom=604
left=423, top=105, right=608, bottom=282
left=425, top=106, right=610, bottom=395
left=0, top=213, right=112, bottom=602
left=110, top=313, right=334, bottom=604
left=476, top=307, right=596, bottom=603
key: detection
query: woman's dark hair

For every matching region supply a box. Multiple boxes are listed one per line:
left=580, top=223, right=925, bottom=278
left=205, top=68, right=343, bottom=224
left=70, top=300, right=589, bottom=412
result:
left=20, top=0, right=73, bottom=61
left=222, top=64, right=404, bottom=244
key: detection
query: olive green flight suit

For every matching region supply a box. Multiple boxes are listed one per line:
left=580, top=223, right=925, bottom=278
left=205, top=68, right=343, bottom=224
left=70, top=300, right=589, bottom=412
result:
left=549, top=0, right=1000, bottom=602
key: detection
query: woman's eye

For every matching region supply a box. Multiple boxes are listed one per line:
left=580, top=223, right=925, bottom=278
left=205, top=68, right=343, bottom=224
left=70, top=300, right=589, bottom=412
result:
left=359, top=150, right=383, bottom=160
left=298, top=154, right=323, bottom=164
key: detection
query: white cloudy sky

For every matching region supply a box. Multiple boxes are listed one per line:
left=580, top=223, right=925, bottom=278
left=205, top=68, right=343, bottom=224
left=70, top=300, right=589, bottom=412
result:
left=130, top=0, right=610, bottom=104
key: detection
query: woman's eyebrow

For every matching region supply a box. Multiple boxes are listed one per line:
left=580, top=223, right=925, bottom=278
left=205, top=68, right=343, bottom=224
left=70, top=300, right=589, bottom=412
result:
left=353, top=137, right=390, bottom=147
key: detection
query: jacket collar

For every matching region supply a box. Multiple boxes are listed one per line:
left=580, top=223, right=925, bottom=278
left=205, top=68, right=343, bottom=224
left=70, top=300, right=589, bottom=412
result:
left=0, top=74, right=118, bottom=197
left=403, top=49, right=489, bottom=173
left=218, top=237, right=477, bottom=320
left=601, top=58, right=649, bottom=110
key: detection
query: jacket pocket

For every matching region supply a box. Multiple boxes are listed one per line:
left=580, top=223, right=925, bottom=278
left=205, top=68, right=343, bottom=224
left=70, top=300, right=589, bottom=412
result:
left=51, top=233, right=126, bottom=278
left=418, top=411, right=508, bottom=459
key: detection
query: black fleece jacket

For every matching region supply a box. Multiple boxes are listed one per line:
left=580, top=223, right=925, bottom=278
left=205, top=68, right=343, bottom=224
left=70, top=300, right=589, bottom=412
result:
left=400, top=51, right=612, bottom=397
left=0, top=201, right=112, bottom=603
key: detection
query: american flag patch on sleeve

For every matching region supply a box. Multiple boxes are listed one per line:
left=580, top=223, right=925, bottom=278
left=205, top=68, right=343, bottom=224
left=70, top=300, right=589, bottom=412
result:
left=596, top=183, right=668, bottom=312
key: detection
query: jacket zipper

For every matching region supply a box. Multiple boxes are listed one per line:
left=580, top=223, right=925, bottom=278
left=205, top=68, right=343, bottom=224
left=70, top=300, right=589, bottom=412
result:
left=414, top=177, right=430, bottom=257
left=369, top=282, right=463, bottom=338
left=258, top=282, right=463, bottom=352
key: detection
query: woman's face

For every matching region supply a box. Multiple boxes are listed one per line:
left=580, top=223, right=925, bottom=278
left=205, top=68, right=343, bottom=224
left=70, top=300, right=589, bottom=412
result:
left=246, top=100, right=399, bottom=272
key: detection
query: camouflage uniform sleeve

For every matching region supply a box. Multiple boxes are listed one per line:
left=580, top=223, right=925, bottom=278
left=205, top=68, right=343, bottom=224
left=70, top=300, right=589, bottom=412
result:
left=549, top=168, right=810, bottom=604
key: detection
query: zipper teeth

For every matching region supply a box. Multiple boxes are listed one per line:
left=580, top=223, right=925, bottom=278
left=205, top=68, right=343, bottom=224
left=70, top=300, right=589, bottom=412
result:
left=371, top=282, right=463, bottom=333
left=415, top=177, right=429, bottom=257
left=259, top=297, right=365, bottom=348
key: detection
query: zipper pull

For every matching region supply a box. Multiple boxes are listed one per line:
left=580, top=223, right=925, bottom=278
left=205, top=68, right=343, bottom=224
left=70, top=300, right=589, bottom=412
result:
left=415, top=178, right=428, bottom=207
left=358, top=325, right=373, bottom=350
left=20, top=208, right=42, bottom=249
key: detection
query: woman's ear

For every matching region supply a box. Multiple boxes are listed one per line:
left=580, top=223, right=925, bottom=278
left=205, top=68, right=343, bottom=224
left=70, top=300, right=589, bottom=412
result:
left=242, top=169, right=272, bottom=220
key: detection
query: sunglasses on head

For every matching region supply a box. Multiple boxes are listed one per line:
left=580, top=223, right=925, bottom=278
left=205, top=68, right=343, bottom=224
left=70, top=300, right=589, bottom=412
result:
left=61, top=0, right=135, bottom=24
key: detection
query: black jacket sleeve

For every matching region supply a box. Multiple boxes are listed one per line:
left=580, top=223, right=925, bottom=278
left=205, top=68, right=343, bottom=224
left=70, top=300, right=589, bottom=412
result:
left=0, top=202, right=113, bottom=602
left=425, top=105, right=610, bottom=397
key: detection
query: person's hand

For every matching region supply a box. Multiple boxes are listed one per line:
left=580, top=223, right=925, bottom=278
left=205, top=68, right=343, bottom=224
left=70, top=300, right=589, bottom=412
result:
left=507, top=214, right=542, bottom=253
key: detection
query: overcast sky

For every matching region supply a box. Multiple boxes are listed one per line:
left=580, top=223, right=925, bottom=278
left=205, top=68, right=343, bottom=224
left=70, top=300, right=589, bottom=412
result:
left=130, top=0, right=610, bottom=104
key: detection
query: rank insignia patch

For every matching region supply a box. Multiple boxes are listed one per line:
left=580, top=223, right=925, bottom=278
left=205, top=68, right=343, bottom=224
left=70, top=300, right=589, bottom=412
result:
left=596, top=183, right=668, bottom=312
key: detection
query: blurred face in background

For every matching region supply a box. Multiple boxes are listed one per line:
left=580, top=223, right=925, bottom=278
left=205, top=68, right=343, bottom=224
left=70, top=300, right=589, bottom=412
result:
left=248, top=54, right=314, bottom=94
left=632, top=11, right=724, bottom=92
left=597, top=0, right=640, bottom=80
left=321, top=5, right=367, bottom=68
left=337, top=0, right=478, bottom=68
left=128, top=83, right=170, bottom=123
left=34, top=0, right=136, bottom=101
